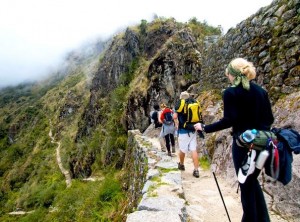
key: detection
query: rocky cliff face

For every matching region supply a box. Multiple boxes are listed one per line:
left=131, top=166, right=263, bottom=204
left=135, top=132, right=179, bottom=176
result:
left=125, top=28, right=202, bottom=131
left=31, top=0, right=300, bottom=218
left=101, top=0, right=299, bottom=219
left=199, top=0, right=299, bottom=101
left=195, top=0, right=300, bottom=219
left=76, top=6, right=299, bottom=220
left=1, top=0, right=298, bottom=220
left=78, top=19, right=203, bottom=136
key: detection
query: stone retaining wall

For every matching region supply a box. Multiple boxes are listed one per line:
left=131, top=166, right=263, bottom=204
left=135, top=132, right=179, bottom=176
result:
left=200, top=0, right=299, bottom=102
left=124, top=130, right=187, bottom=222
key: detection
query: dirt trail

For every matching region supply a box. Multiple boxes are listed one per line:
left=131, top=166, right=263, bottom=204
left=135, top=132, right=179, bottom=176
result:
left=181, top=154, right=243, bottom=222
left=49, top=128, right=72, bottom=188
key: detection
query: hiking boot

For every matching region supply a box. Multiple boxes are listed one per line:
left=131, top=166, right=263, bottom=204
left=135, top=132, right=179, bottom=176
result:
left=161, top=148, right=166, bottom=152
left=178, top=163, right=185, bottom=171
left=168, top=152, right=172, bottom=157
left=171, top=146, right=176, bottom=153
left=193, top=169, right=199, bottom=178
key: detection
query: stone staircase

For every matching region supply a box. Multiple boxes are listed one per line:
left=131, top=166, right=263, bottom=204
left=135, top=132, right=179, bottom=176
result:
left=126, top=137, right=186, bottom=222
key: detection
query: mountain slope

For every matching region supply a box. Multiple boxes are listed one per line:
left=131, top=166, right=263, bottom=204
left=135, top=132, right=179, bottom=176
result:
left=0, top=1, right=299, bottom=220
left=0, top=18, right=221, bottom=221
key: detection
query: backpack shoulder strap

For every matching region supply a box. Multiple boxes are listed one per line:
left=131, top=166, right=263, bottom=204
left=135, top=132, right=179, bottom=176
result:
left=176, top=99, right=186, bottom=113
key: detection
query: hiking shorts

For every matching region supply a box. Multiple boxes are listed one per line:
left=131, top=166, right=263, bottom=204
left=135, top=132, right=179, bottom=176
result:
left=178, top=131, right=197, bottom=153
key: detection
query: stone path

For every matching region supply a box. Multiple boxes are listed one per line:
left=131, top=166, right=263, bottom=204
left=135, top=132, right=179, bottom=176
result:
left=126, top=136, right=185, bottom=222
left=142, top=135, right=243, bottom=221
left=126, top=125, right=290, bottom=222
left=181, top=155, right=243, bottom=222
left=181, top=150, right=288, bottom=222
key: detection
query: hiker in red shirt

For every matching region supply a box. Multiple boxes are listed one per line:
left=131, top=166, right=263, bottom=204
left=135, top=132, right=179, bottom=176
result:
left=159, top=103, right=176, bottom=156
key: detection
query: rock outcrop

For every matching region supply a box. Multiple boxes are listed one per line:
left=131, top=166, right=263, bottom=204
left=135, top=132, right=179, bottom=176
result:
left=123, top=0, right=300, bottom=220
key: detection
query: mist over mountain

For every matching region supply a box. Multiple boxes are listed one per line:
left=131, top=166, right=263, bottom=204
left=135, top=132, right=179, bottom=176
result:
left=0, top=0, right=299, bottom=221
left=0, top=0, right=272, bottom=88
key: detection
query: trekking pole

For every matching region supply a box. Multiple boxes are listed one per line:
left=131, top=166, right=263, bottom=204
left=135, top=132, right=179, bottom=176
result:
left=198, top=131, right=232, bottom=222
left=212, top=172, right=231, bottom=222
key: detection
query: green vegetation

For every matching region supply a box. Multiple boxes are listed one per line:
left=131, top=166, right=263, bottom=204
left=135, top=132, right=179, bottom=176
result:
left=187, top=17, right=222, bottom=44
left=0, top=16, right=225, bottom=221
left=120, top=58, right=140, bottom=86
left=184, top=73, right=193, bottom=80
left=147, top=18, right=168, bottom=32
left=0, top=175, right=125, bottom=222
left=159, top=168, right=178, bottom=173
left=0, top=67, right=129, bottom=221
left=199, top=156, right=211, bottom=171
left=139, top=19, right=147, bottom=36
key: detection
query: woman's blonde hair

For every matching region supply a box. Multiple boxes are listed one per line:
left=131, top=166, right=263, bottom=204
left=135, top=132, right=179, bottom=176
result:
left=226, top=58, right=256, bottom=80
left=160, top=103, right=167, bottom=109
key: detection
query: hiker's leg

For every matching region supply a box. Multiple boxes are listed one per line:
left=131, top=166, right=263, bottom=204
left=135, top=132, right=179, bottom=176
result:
left=165, top=134, right=171, bottom=153
left=232, top=141, right=269, bottom=222
left=178, top=133, right=188, bottom=164
left=240, top=174, right=258, bottom=222
left=232, top=141, right=254, bottom=220
left=157, top=127, right=166, bottom=151
left=189, top=133, right=199, bottom=170
left=254, top=180, right=270, bottom=221
left=159, top=137, right=166, bottom=151
left=191, top=150, right=199, bottom=169
left=170, top=133, right=175, bottom=152
left=239, top=174, right=269, bottom=222
left=179, top=150, right=185, bottom=164
left=170, top=133, right=175, bottom=146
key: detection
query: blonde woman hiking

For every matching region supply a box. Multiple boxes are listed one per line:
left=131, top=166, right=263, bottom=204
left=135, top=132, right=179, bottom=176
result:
left=195, top=58, right=274, bottom=221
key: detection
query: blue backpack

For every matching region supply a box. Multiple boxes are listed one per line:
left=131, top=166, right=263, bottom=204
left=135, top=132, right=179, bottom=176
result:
left=164, top=111, right=173, bottom=125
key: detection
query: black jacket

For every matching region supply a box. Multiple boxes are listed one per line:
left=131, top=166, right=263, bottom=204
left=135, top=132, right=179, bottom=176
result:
left=204, top=82, right=274, bottom=135
left=266, top=128, right=300, bottom=185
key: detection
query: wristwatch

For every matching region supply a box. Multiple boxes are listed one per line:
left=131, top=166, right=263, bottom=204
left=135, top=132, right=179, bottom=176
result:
left=201, top=123, right=206, bottom=132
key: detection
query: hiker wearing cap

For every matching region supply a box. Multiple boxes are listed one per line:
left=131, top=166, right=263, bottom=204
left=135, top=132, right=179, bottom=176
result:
left=150, top=103, right=166, bottom=152
left=195, top=58, right=274, bottom=221
left=174, top=91, right=200, bottom=178
left=159, top=103, right=176, bottom=156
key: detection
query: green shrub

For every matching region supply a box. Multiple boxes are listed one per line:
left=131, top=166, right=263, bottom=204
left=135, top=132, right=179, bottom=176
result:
left=98, top=176, right=123, bottom=202
left=199, top=156, right=210, bottom=171
left=18, top=208, right=48, bottom=222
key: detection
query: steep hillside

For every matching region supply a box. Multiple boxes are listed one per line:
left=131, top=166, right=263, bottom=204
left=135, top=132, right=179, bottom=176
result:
left=0, top=0, right=299, bottom=220
left=0, top=38, right=125, bottom=221
left=195, top=0, right=300, bottom=220
left=0, top=18, right=221, bottom=221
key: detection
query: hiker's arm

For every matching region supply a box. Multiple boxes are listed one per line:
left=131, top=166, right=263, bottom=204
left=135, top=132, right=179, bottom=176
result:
left=158, top=111, right=164, bottom=123
left=173, top=112, right=179, bottom=129
left=261, top=91, right=274, bottom=128
left=202, top=90, right=234, bottom=133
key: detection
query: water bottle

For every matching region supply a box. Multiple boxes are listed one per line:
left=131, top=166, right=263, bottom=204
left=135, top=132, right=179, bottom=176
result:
left=242, top=129, right=257, bottom=143
left=255, top=150, right=269, bottom=170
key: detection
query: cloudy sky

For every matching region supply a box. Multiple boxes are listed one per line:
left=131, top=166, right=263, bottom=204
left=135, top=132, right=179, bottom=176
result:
left=0, top=0, right=273, bottom=88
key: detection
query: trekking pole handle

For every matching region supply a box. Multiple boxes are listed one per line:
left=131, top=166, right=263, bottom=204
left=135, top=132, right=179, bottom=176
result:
left=197, top=130, right=205, bottom=139
left=194, top=123, right=205, bottom=139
